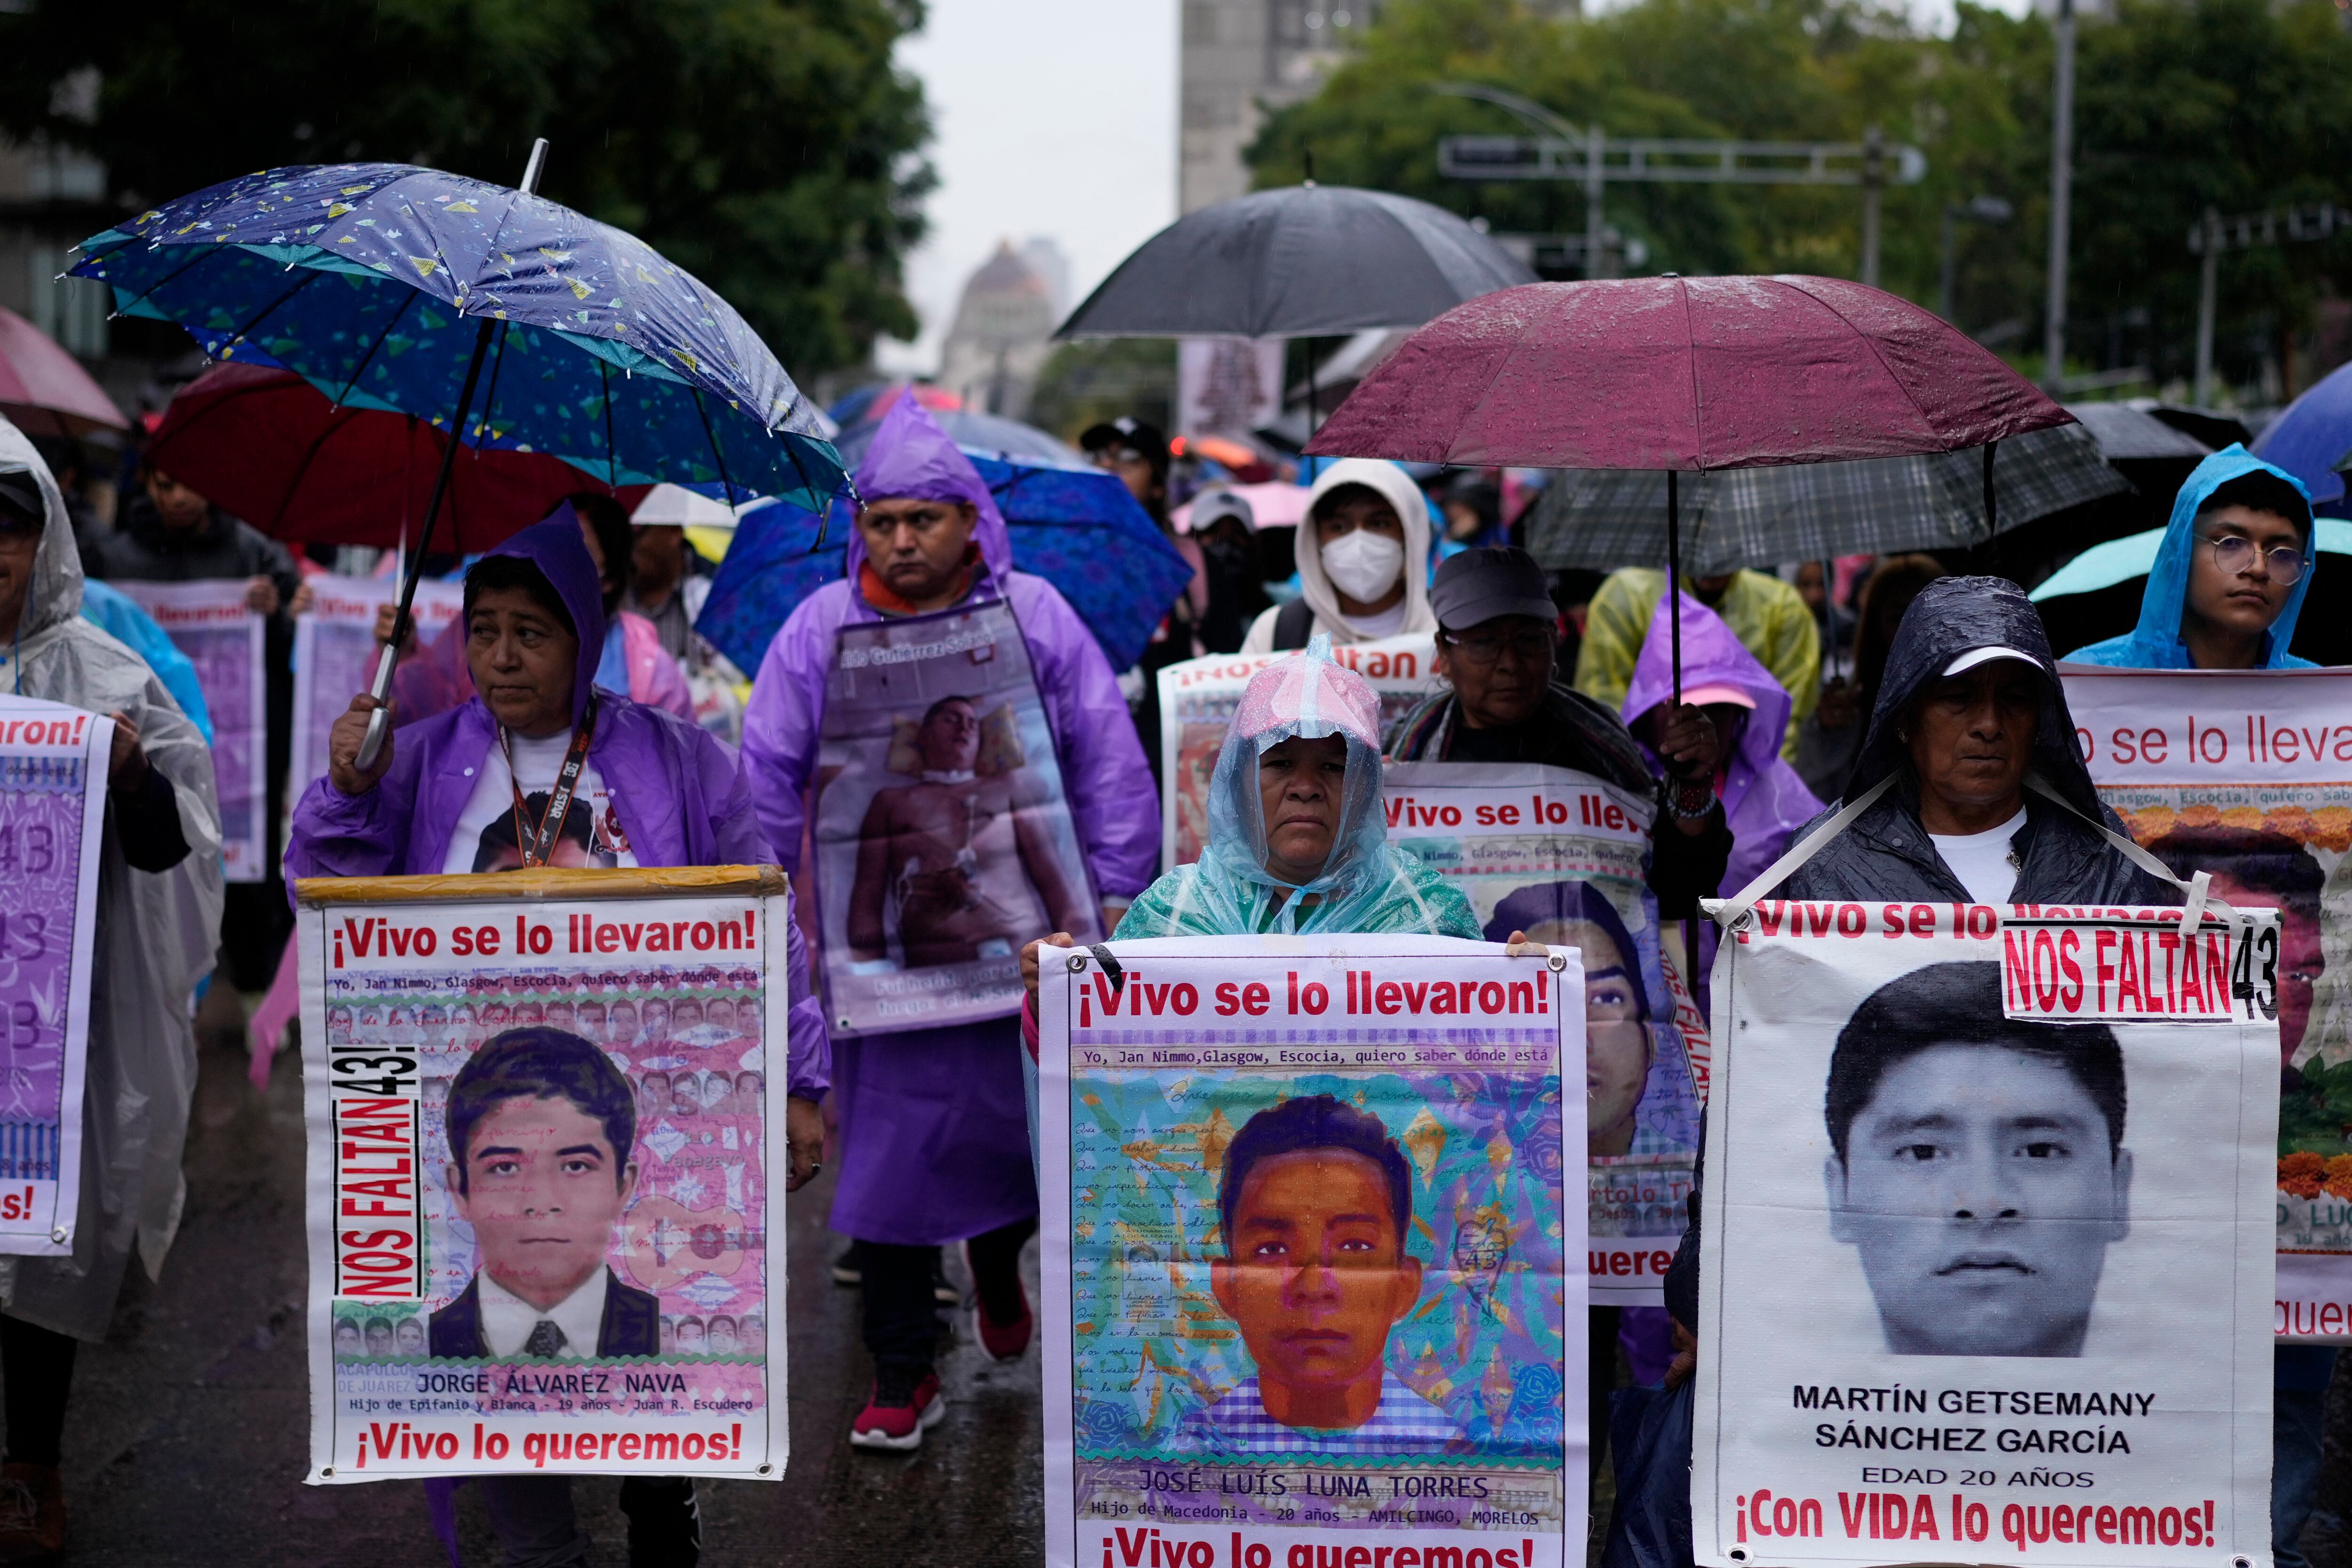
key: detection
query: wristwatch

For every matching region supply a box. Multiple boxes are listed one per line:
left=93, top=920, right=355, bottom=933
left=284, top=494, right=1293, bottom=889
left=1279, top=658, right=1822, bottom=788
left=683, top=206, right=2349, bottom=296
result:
left=1665, top=774, right=1717, bottom=821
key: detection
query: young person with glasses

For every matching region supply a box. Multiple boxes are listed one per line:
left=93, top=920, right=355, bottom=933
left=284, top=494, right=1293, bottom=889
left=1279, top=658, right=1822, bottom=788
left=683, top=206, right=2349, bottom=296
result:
left=2066, top=446, right=2317, bottom=671
left=2061, top=445, right=2334, bottom=1568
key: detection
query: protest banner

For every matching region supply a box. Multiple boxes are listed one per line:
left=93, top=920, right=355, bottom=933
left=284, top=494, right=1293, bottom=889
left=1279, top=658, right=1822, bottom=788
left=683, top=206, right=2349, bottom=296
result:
left=2061, top=665, right=2352, bottom=1343
left=294, top=866, right=790, bottom=1483
left=1037, top=933, right=1584, bottom=1568
left=0, top=699, right=112, bottom=1256
left=1156, top=636, right=1441, bottom=868
left=1385, top=762, right=1707, bottom=1307
left=290, top=577, right=466, bottom=802
left=811, top=598, right=1100, bottom=1035
left=112, top=580, right=267, bottom=882
left=1692, top=900, right=2278, bottom=1568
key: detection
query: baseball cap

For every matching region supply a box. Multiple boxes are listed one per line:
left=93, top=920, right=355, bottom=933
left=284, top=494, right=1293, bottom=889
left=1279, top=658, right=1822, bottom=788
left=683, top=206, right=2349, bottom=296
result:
left=1680, top=683, right=1756, bottom=709
left=0, top=473, right=45, bottom=534
left=1187, top=487, right=1256, bottom=533
left=1079, top=416, right=1169, bottom=472
left=1940, top=646, right=2041, bottom=678
left=1430, top=547, right=1556, bottom=632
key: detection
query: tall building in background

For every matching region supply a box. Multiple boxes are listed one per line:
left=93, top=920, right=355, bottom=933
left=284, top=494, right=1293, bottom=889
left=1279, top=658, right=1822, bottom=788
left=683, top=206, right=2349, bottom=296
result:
left=1179, top=1, right=1361, bottom=213
left=935, top=239, right=1067, bottom=420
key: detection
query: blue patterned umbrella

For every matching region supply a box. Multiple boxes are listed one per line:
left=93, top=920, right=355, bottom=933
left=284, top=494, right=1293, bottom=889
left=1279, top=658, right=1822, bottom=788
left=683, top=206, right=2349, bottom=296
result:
left=696, top=455, right=1193, bottom=674
left=71, top=159, right=842, bottom=528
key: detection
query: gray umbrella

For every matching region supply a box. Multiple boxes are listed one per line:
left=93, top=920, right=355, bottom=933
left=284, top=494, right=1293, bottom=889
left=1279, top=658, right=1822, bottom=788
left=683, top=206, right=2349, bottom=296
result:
left=1525, top=421, right=2130, bottom=577
left=1056, top=184, right=1536, bottom=340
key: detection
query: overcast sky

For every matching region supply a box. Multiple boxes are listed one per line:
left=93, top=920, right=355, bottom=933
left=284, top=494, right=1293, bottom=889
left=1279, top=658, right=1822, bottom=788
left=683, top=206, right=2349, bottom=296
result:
left=876, top=0, right=1179, bottom=374
left=875, top=0, right=2023, bottom=374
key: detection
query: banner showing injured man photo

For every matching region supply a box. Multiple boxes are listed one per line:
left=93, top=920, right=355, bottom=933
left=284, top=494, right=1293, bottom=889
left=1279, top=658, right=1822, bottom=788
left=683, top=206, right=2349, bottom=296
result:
left=1036, top=935, right=1583, bottom=1568
left=294, top=871, right=791, bottom=1483
left=2062, top=666, right=2352, bottom=1340
left=813, top=598, right=1101, bottom=1035
left=1691, top=900, right=2278, bottom=1568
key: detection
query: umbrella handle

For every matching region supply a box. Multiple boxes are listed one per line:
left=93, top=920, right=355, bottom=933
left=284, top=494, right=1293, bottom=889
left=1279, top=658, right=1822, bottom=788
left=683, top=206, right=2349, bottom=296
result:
left=355, top=642, right=397, bottom=773
left=354, top=139, right=548, bottom=774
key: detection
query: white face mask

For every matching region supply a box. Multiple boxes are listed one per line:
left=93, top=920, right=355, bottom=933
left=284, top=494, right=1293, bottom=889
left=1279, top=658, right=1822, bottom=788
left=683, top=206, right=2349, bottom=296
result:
left=1320, top=529, right=1406, bottom=604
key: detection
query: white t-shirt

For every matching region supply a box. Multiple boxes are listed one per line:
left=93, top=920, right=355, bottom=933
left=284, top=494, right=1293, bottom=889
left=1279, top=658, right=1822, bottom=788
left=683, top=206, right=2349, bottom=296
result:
left=442, top=727, right=639, bottom=874
left=1928, top=806, right=2028, bottom=907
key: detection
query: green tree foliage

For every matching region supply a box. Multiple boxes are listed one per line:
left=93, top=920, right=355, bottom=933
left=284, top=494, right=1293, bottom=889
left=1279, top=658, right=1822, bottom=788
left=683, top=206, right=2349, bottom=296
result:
left=1248, top=0, right=2352, bottom=391
left=0, top=0, right=933, bottom=376
left=1027, top=339, right=1177, bottom=443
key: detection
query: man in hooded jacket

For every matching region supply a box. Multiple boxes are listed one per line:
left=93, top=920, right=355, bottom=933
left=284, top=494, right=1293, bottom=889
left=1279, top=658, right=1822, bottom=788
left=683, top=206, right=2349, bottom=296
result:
left=740, top=398, right=1159, bottom=1453
left=0, top=420, right=223, bottom=1559
left=1769, top=576, right=2175, bottom=908
left=1603, top=579, right=2180, bottom=1568
left=2062, top=446, right=2333, bottom=1568
left=289, top=506, right=829, bottom=1568
left=1240, top=459, right=1438, bottom=653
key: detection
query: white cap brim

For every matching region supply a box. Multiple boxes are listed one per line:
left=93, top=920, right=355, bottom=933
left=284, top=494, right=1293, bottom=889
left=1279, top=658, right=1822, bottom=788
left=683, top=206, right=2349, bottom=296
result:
left=1940, top=645, right=2041, bottom=678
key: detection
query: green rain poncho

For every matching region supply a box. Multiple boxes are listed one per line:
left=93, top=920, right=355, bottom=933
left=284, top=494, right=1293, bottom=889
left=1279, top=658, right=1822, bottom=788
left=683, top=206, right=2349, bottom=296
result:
left=1118, top=638, right=1477, bottom=939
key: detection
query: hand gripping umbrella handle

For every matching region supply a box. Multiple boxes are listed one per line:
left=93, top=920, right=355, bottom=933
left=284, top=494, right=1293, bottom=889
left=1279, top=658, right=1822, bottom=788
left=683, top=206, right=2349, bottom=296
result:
left=355, top=641, right=398, bottom=772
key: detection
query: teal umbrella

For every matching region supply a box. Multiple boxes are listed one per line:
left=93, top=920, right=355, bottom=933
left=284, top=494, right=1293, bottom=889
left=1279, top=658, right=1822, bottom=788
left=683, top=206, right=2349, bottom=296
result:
left=2030, top=517, right=2352, bottom=601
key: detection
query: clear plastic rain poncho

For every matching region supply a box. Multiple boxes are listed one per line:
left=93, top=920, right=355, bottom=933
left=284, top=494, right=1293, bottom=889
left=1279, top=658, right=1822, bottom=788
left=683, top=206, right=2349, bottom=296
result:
left=1117, top=637, right=1478, bottom=939
left=0, top=416, right=224, bottom=1342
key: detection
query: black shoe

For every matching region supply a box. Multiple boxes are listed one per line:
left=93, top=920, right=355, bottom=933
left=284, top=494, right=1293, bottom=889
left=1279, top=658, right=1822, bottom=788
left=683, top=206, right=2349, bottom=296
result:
left=619, top=1476, right=700, bottom=1568
left=932, top=1247, right=958, bottom=1305
left=832, top=1240, right=865, bottom=1287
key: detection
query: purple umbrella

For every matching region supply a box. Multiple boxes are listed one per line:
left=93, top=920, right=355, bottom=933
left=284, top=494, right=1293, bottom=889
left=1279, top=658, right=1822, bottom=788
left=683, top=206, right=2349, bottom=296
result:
left=1305, top=275, right=2076, bottom=697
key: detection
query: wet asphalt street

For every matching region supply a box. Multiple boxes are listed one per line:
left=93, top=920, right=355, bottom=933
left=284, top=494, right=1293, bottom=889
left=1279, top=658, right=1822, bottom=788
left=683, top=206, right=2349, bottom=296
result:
left=37, top=992, right=1044, bottom=1567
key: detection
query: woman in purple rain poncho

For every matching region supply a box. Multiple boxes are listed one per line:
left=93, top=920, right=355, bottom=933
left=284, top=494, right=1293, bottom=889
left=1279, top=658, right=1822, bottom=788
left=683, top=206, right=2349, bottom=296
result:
left=1620, top=590, right=1824, bottom=898
left=286, top=504, right=828, bottom=1568
left=740, top=398, right=1158, bottom=1453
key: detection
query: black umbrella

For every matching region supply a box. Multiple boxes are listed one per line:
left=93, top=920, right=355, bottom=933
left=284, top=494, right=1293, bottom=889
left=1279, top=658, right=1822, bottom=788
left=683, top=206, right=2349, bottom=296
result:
left=1057, top=183, right=1535, bottom=341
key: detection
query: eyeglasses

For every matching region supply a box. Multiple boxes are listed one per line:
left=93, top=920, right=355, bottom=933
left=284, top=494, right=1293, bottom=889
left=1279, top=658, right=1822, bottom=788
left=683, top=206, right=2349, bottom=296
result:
left=1440, top=627, right=1554, bottom=666
left=2209, top=534, right=2305, bottom=585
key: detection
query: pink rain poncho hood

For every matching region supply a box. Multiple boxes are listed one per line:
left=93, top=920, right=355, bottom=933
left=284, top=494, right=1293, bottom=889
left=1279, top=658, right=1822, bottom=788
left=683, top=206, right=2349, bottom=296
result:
left=1621, top=590, right=1823, bottom=895
left=1118, top=637, right=1477, bottom=938
left=846, top=397, right=1012, bottom=593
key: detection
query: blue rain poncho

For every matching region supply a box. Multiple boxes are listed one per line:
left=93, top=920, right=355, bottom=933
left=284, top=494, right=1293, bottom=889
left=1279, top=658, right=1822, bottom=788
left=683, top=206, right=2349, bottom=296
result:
left=2064, top=444, right=2316, bottom=669
left=1117, top=637, right=1478, bottom=939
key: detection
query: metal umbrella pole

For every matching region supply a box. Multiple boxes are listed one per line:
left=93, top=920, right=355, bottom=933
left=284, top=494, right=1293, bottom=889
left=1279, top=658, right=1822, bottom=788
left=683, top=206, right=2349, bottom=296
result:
left=354, top=138, right=548, bottom=772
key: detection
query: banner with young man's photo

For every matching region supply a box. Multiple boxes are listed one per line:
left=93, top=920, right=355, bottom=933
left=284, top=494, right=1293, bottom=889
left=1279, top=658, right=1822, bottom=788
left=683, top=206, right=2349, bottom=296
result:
left=1156, top=635, right=1441, bottom=868
left=294, top=869, right=792, bottom=1484
left=1692, top=901, right=2278, bottom=1568
left=1383, top=762, right=1708, bottom=1307
left=290, top=577, right=466, bottom=804
left=0, top=699, right=112, bottom=1256
left=111, top=579, right=267, bottom=882
left=1037, top=934, right=1583, bottom=1568
left=2062, top=666, right=2352, bottom=1342
left=812, top=598, right=1101, bottom=1035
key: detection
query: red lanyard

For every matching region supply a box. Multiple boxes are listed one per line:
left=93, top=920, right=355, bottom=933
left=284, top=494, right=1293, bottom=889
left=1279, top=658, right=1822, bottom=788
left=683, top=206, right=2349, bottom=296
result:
left=500, top=694, right=597, bottom=869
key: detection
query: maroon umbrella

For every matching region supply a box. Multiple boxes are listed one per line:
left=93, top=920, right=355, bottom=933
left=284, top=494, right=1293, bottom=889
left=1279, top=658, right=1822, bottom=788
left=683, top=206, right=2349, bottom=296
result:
left=1303, top=275, right=2074, bottom=695
left=0, top=306, right=127, bottom=439
left=146, top=364, right=644, bottom=551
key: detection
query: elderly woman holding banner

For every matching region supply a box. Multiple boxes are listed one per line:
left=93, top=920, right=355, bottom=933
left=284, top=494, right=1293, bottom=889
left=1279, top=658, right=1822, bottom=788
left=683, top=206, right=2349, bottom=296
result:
left=287, top=504, right=828, bottom=1568
left=0, top=421, right=222, bottom=1560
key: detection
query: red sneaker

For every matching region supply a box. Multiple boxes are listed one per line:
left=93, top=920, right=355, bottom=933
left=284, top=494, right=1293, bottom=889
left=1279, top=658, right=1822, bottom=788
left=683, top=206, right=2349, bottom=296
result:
left=965, top=1247, right=1034, bottom=1362
left=849, top=1368, right=944, bottom=1451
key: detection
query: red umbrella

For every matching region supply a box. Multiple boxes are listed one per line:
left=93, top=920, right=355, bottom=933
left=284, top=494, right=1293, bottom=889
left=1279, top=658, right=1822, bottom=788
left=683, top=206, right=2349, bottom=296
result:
left=0, top=306, right=127, bottom=439
left=146, top=364, right=644, bottom=550
left=1304, top=275, right=2074, bottom=695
